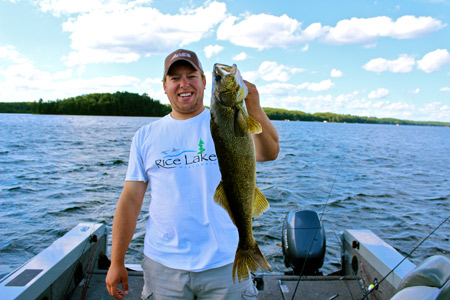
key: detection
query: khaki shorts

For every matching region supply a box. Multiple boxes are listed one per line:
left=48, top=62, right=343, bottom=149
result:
left=141, top=255, right=258, bottom=300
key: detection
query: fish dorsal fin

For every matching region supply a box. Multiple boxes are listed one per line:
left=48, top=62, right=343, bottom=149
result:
left=234, top=107, right=247, bottom=137
left=248, top=115, right=262, bottom=134
left=213, top=181, right=236, bottom=225
left=252, top=186, right=269, bottom=218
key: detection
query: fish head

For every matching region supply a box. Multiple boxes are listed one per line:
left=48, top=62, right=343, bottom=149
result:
left=212, top=63, right=248, bottom=107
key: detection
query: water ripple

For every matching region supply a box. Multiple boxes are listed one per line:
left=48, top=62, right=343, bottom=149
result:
left=0, top=115, right=449, bottom=276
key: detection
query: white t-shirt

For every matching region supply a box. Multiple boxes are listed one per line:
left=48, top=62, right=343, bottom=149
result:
left=126, top=109, right=239, bottom=271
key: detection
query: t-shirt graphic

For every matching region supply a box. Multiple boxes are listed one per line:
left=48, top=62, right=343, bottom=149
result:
left=155, top=138, right=218, bottom=169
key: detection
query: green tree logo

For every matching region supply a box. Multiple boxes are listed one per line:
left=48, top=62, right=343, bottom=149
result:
left=198, top=139, right=205, bottom=154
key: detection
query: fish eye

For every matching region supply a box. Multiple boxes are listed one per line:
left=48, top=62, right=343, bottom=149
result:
left=215, top=74, right=222, bottom=82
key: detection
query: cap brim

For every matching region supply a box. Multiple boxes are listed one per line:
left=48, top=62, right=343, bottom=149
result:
left=165, top=59, right=200, bottom=76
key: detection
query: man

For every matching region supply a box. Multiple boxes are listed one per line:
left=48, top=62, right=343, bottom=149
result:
left=106, top=49, right=279, bottom=299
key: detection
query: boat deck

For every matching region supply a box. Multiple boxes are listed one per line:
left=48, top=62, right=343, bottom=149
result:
left=1, top=224, right=408, bottom=300
left=72, top=270, right=363, bottom=300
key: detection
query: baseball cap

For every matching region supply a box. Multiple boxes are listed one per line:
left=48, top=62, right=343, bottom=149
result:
left=164, top=49, right=203, bottom=77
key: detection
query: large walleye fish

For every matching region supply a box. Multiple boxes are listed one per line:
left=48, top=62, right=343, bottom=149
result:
left=210, top=63, right=271, bottom=282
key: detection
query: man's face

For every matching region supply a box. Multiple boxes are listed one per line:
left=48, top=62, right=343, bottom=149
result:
left=163, top=61, right=206, bottom=120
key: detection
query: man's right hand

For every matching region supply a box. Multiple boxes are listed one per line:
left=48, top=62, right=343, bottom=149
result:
left=106, top=263, right=129, bottom=299
left=106, top=181, right=148, bottom=298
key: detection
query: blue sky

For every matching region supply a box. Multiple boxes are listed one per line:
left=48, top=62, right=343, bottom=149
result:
left=1, top=0, right=449, bottom=122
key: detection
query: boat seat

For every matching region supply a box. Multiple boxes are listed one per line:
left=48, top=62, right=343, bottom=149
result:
left=436, top=279, right=450, bottom=300
left=390, top=255, right=450, bottom=300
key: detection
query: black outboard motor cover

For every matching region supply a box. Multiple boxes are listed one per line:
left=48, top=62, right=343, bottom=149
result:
left=282, top=210, right=326, bottom=275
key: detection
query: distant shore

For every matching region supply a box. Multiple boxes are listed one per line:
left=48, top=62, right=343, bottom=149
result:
left=262, top=107, right=450, bottom=127
left=1, top=92, right=449, bottom=127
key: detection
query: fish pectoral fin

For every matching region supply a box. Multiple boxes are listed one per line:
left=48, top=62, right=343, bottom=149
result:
left=252, top=186, right=269, bottom=218
left=234, top=107, right=247, bottom=137
left=213, top=181, right=236, bottom=225
left=248, top=115, right=262, bottom=134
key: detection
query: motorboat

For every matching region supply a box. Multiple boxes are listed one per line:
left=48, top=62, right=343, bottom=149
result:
left=1, top=210, right=449, bottom=300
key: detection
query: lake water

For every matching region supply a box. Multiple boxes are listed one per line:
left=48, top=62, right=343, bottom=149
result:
left=1, top=114, right=449, bottom=278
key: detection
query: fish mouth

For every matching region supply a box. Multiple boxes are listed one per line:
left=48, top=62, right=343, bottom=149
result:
left=212, top=63, right=248, bottom=106
left=213, top=64, right=238, bottom=90
left=214, top=63, right=237, bottom=79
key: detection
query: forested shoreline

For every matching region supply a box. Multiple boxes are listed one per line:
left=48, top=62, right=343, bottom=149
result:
left=262, top=107, right=450, bottom=126
left=0, top=92, right=449, bottom=127
left=0, top=92, right=171, bottom=117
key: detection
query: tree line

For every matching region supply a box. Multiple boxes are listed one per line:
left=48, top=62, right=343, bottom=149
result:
left=263, top=107, right=449, bottom=127
left=0, top=92, right=449, bottom=127
left=0, top=92, right=171, bottom=117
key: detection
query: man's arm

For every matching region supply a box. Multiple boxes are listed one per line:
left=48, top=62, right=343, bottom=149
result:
left=106, top=180, right=148, bottom=300
left=244, top=80, right=280, bottom=162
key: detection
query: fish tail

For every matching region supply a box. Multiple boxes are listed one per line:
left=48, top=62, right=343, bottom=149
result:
left=232, top=241, right=271, bottom=282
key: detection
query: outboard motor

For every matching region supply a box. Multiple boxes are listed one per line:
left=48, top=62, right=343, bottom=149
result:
left=282, top=210, right=326, bottom=275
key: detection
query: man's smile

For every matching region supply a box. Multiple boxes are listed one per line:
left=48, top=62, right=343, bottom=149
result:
left=179, top=92, right=193, bottom=99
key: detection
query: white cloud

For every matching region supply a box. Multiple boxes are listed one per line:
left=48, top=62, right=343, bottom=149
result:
left=38, top=0, right=108, bottom=16
left=238, top=62, right=305, bottom=82
left=0, top=45, right=18, bottom=61
left=301, top=23, right=327, bottom=41
left=76, top=65, right=86, bottom=76
left=142, top=77, right=163, bottom=86
left=245, top=61, right=304, bottom=82
left=232, top=52, right=248, bottom=61
left=417, top=49, right=450, bottom=73
left=258, top=83, right=297, bottom=96
left=418, top=102, right=450, bottom=121
left=62, top=1, right=227, bottom=66
left=363, top=54, right=415, bottom=73
left=0, top=45, right=31, bottom=64
left=257, top=61, right=304, bottom=82
left=36, top=0, right=447, bottom=66
left=324, top=16, right=392, bottom=44
left=411, top=88, right=421, bottom=94
left=0, top=45, right=150, bottom=102
left=368, top=88, right=390, bottom=99
left=53, top=69, right=73, bottom=80
left=441, top=87, right=450, bottom=92
left=217, top=14, right=304, bottom=49
left=0, top=61, right=145, bottom=101
left=307, top=79, right=334, bottom=91
left=217, top=14, right=445, bottom=49
left=0, top=48, right=58, bottom=98
left=258, top=79, right=334, bottom=97
left=323, top=15, right=445, bottom=45
left=389, top=15, right=445, bottom=39
left=37, top=0, right=152, bottom=16
left=204, top=45, right=223, bottom=58
left=260, top=89, right=449, bottom=121
left=363, top=49, right=450, bottom=74
left=62, top=49, right=140, bottom=66
left=330, top=68, right=343, bottom=77
left=241, top=70, right=259, bottom=83
left=335, top=91, right=361, bottom=102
